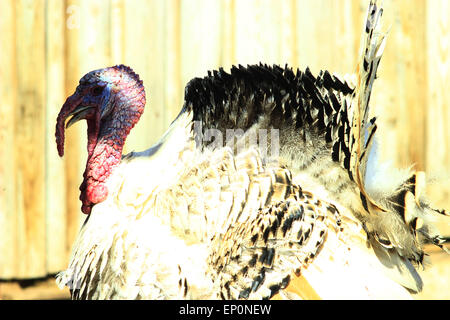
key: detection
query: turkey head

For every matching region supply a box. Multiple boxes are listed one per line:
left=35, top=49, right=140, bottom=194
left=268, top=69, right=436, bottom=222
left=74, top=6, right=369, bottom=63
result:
left=56, top=65, right=146, bottom=214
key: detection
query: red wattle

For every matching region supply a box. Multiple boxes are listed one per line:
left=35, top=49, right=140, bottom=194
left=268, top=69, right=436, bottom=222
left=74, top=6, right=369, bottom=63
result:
left=87, top=183, right=108, bottom=204
left=80, top=141, right=122, bottom=214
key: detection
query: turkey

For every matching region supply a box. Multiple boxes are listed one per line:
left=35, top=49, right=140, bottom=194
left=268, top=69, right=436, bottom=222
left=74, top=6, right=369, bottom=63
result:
left=56, top=0, right=449, bottom=299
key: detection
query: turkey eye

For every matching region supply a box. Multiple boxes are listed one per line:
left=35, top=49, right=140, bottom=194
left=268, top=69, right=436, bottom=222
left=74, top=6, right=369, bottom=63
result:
left=91, top=86, right=104, bottom=96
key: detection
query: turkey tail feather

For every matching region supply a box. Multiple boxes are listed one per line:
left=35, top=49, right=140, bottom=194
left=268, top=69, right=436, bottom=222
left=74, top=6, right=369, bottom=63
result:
left=350, top=0, right=387, bottom=209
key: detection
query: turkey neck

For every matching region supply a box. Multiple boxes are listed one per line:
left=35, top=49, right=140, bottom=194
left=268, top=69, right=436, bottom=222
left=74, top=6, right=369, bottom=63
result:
left=81, top=89, right=145, bottom=215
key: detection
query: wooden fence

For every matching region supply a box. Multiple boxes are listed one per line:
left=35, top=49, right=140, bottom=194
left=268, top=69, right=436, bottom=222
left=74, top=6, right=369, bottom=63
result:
left=0, top=0, right=449, bottom=279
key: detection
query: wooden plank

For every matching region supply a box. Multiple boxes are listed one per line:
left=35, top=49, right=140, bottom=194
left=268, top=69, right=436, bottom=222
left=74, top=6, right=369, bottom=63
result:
left=45, top=0, right=68, bottom=274
left=164, top=0, right=182, bottom=127
left=425, top=0, right=450, bottom=232
left=426, top=1, right=450, bottom=176
left=330, top=0, right=361, bottom=73
left=398, top=0, right=427, bottom=170
left=122, top=0, right=167, bottom=154
left=110, top=0, right=125, bottom=64
left=180, top=0, right=221, bottom=85
left=0, top=0, right=18, bottom=279
left=279, top=0, right=298, bottom=68
left=234, top=0, right=281, bottom=66
left=370, top=0, right=428, bottom=171
left=220, top=0, right=236, bottom=69
left=295, top=0, right=333, bottom=74
left=14, top=0, right=46, bottom=278
left=295, top=0, right=360, bottom=75
left=77, top=0, right=111, bottom=72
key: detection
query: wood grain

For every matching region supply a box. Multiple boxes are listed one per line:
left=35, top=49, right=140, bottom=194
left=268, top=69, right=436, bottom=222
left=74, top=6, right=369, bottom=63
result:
left=64, top=0, right=85, bottom=258
left=14, top=0, right=46, bottom=278
left=0, top=0, right=18, bottom=279
left=122, top=0, right=168, bottom=153
left=45, top=0, right=68, bottom=274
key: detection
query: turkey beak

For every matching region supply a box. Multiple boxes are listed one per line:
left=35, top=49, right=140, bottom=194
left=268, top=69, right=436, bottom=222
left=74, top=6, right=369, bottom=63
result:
left=66, top=105, right=95, bottom=129
left=56, top=92, right=84, bottom=157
